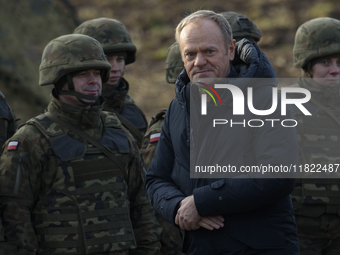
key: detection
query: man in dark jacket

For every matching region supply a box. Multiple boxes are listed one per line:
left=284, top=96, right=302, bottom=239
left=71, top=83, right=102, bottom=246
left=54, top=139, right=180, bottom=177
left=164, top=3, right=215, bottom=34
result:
left=146, top=10, right=299, bottom=254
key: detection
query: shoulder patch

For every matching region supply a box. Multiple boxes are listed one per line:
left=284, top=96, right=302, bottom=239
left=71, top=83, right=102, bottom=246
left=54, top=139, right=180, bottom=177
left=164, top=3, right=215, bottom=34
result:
left=148, top=108, right=167, bottom=128
left=7, top=141, right=19, bottom=151
left=150, top=133, right=161, bottom=143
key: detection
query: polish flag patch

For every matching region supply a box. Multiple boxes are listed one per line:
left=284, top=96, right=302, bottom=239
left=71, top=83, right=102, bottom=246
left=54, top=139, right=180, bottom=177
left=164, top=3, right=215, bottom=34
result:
left=7, top=141, right=19, bottom=151
left=150, top=133, right=161, bottom=143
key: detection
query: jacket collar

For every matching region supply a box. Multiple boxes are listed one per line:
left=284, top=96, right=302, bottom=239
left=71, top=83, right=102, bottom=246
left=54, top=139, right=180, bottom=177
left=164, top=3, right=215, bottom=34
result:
left=47, top=93, right=105, bottom=130
left=102, top=77, right=129, bottom=113
left=298, top=75, right=340, bottom=106
left=175, top=39, right=277, bottom=105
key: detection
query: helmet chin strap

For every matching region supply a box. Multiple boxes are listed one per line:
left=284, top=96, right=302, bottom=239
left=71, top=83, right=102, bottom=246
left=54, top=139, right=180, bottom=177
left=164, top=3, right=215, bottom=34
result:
left=57, top=73, right=100, bottom=105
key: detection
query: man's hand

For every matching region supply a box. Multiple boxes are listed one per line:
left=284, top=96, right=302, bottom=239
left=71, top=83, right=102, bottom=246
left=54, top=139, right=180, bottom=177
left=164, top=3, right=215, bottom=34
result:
left=175, top=195, right=224, bottom=231
left=198, top=216, right=224, bottom=230
left=175, top=195, right=200, bottom=230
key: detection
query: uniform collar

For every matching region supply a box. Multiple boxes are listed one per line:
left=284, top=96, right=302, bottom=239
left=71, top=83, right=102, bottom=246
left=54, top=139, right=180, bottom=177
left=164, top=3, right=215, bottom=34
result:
left=102, top=77, right=129, bottom=113
left=298, top=76, right=340, bottom=106
left=47, top=94, right=105, bottom=129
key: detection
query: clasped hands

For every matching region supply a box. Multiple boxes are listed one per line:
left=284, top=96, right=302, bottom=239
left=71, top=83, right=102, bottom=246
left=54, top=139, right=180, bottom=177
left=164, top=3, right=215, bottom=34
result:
left=175, top=195, right=224, bottom=231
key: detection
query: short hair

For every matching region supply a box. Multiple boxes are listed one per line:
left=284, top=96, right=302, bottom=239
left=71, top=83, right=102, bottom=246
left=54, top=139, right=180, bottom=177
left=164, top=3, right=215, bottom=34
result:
left=175, top=10, right=233, bottom=52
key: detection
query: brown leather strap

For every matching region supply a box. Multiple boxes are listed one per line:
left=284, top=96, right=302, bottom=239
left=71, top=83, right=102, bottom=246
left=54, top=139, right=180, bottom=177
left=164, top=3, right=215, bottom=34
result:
left=45, top=112, right=127, bottom=181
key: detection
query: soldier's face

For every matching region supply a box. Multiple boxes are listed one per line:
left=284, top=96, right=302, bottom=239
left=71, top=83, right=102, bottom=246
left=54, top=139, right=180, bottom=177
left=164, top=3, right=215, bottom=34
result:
left=311, top=57, right=340, bottom=86
left=179, top=19, right=235, bottom=83
left=106, top=55, right=125, bottom=86
left=60, top=69, right=102, bottom=107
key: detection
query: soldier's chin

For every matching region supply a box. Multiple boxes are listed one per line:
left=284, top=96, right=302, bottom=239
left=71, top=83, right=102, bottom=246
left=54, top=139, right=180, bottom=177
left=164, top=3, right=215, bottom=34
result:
left=314, top=78, right=340, bottom=87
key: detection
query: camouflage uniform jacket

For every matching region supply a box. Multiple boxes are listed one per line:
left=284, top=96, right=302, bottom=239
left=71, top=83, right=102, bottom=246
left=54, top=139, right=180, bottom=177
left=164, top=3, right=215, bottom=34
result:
left=0, top=90, right=17, bottom=151
left=141, top=109, right=184, bottom=255
left=141, top=109, right=167, bottom=170
left=0, top=95, right=161, bottom=255
left=290, top=76, right=340, bottom=238
left=102, top=78, right=148, bottom=146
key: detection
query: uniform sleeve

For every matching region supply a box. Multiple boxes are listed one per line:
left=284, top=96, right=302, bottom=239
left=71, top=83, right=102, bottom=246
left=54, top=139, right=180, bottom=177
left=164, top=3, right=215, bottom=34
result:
left=145, top=102, right=186, bottom=226
left=141, top=118, right=164, bottom=170
left=0, top=129, right=45, bottom=254
left=193, top=88, right=298, bottom=216
left=126, top=133, right=161, bottom=255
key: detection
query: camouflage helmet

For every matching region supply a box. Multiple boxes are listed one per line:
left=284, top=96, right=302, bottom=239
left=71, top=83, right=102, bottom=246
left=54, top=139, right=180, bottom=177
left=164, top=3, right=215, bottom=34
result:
left=39, top=34, right=111, bottom=86
left=293, top=17, right=340, bottom=69
left=220, top=11, right=261, bottom=43
left=74, top=17, right=137, bottom=65
left=165, top=42, right=184, bottom=84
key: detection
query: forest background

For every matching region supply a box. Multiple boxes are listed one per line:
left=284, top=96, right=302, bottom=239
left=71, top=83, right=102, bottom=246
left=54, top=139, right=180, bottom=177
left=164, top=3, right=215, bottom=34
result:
left=1, top=0, right=340, bottom=124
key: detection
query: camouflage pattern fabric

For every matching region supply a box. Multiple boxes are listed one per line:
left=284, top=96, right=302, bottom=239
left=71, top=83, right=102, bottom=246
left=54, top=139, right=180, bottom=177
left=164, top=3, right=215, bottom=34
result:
left=299, top=238, right=340, bottom=255
left=73, top=18, right=137, bottom=65
left=141, top=109, right=167, bottom=170
left=0, top=90, right=17, bottom=152
left=0, top=90, right=17, bottom=252
left=102, top=79, right=148, bottom=145
left=39, top=34, right=111, bottom=86
left=293, top=17, right=340, bottom=69
left=289, top=77, right=340, bottom=253
left=141, top=108, right=184, bottom=255
left=165, top=42, right=184, bottom=84
left=75, top=18, right=147, bottom=145
left=220, top=11, right=261, bottom=43
left=0, top=95, right=161, bottom=254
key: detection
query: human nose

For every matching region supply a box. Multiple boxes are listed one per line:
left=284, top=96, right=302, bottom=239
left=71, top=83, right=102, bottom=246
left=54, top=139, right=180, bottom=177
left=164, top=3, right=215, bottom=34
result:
left=329, top=62, right=340, bottom=75
left=110, top=60, right=120, bottom=72
left=88, top=72, right=100, bottom=84
left=194, top=53, right=206, bottom=66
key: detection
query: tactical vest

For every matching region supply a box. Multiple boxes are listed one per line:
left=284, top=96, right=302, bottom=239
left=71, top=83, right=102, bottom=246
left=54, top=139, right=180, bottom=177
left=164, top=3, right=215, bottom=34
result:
left=290, top=94, right=340, bottom=216
left=118, top=94, right=147, bottom=135
left=103, top=94, right=147, bottom=147
left=26, top=112, right=136, bottom=254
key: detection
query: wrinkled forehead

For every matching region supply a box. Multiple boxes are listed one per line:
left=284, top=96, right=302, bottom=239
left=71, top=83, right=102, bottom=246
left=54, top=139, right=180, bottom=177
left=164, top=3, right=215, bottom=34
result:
left=179, top=20, right=223, bottom=49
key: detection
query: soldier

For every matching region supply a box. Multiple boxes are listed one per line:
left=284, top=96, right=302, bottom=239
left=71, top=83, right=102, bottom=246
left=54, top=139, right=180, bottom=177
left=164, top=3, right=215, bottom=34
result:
left=74, top=18, right=148, bottom=147
left=290, top=17, right=340, bottom=254
left=0, top=90, right=17, bottom=151
left=0, top=91, right=17, bottom=254
left=0, top=34, right=161, bottom=254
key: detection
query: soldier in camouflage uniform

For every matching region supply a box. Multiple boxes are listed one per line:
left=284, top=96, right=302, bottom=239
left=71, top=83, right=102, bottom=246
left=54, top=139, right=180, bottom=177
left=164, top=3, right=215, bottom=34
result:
left=290, top=17, right=340, bottom=254
left=0, top=34, right=161, bottom=255
left=141, top=12, right=261, bottom=255
left=74, top=18, right=148, bottom=147
left=0, top=90, right=17, bottom=151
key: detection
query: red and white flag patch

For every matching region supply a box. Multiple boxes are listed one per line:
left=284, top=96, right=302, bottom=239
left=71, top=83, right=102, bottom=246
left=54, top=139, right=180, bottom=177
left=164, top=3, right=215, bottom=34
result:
left=7, top=141, right=19, bottom=151
left=150, top=133, right=161, bottom=143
